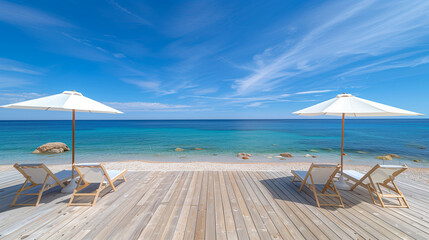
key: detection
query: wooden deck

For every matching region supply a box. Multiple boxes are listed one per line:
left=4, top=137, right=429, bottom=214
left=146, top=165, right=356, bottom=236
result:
left=0, top=170, right=428, bottom=239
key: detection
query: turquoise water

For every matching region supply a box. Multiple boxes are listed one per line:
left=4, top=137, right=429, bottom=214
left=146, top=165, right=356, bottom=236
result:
left=0, top=119, right=428, bottom=167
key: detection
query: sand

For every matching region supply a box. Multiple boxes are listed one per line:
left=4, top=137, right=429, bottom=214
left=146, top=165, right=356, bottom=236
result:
left=1, top=160, right=428, bottom=184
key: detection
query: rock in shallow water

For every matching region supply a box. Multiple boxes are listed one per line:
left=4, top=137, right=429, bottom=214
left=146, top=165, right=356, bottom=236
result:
left=175, top=148, right=184, bottom=152
left=280, top=153, right=293, bottom=158
left=237, top=152, right=251, bottom=158
left=304, top=154, right=312, bottom=158
left=376, top=155, right=392, bottom=161
left=33, top=142, right=70, bottom=154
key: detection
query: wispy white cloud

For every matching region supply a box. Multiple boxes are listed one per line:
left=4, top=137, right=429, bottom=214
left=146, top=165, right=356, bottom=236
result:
left=232, top=0, right=429, bottom=95
left=162, top=0, right=224, bottom=37
left=0, top=91, right=45, bottom=103
left=113, top=53, right=126, bottom=58
left=338, top=54, right=429, bottom=77
left=244, top=102, right=263, bottom=108
left=191, top=87, right=218, bottom=95
left=0, top=58, right=43, bottom=75
left=0, top=0, right=73, bottom=28
left=123, top=79, right=177, bottom=95
left=110, top=0, right=151, bottom=26
left=105, top=101, right=191, bottom=112
left=0, top=77, right=33, bottom=89
left=295, top=90, right=334, bottom=95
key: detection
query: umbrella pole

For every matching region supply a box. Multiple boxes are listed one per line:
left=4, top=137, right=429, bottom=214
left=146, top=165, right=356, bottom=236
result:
left=340, top=113, right=345, bottom=175
left=61, top=110, right=78, bottom=193
left=336, top=112, right=350, bottom=190
left=72, top=109, right=75, bottom=179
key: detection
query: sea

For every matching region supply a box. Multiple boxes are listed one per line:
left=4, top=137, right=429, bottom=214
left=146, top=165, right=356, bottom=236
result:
left=0, top=119, right=428, bottom=167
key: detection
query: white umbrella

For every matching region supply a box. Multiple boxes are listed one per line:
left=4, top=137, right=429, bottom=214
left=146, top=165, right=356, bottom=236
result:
left=1, top=90, right=123, bottom=192
left=293, top=93, right=423, bottom=189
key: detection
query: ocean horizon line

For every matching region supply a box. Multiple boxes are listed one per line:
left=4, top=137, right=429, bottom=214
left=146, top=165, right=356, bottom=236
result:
left=0, top=118, right=428, bottom=121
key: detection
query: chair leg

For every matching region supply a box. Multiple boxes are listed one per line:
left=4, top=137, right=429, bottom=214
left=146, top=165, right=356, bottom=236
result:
left=309, top=175, right=321, bottom=207
left=331, top=180, right=344, bottom=208
left=68, top=177, right=84, bottom=207
left=123, top=175, right=126, bottom=182
left=11, top=178, right=30, bottom=207
left=366, top=184, right=376, bottom=204
left=291, top=176, right=296, bottom=183
left=92, top=179, right=105, bottom=206
left=391, top=180, right=410, bottom=208
left=35, top=174, right=49, bottom=206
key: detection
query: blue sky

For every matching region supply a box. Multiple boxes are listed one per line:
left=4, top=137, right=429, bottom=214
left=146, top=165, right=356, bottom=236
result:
left=0, top=0, right=428, bottom=120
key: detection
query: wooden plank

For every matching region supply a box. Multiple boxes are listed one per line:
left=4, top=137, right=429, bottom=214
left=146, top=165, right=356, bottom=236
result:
left=244, top=171, right=306, bottom=240
left=183, top=171, right=204, bottom=240
left=254, top=171, right=321, bottom=240
left=217, top=171, right=238, bottom=240
left=160, top=171, right=195, bottom=240
left=270, top=171, right=367, bottom=240
left=136, top=171, right=188, bottom=240
left=227, top=171, right=260, bottom=240
left=238, top=171, right=293, bottom=240
left=223, top=171, right=250, bottom=240
left=194, top=171, right=209, bottom=240
left=171, top=171, right=200, bottom=240
left=213, top=171, right=227, bottom=240
left=232, top=171, right=273, bottom=240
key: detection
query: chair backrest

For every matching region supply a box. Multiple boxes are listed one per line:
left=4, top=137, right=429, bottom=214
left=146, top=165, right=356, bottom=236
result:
left=14, top=163, right=58, bottom=185
left=368, top=164, right=407, bottom=183
left=308, top=163, right=340, bottom=184
left=75, top=163, right=107, bottom=183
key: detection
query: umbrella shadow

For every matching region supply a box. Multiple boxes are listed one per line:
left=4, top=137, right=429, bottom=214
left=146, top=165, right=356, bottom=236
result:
left=0, top=183, right=68, bottom=213
left=0, top=179, right=126, bottom=213
left=259, top=175, right=370, bottom=209
left=57, top=180, right=126, bottom=205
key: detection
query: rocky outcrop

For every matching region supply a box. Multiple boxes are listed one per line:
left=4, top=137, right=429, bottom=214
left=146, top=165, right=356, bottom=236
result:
left=194, top=148, right=203, bottom=150
left=280, top=153, right=294, bottom=158
left=376, top=155, right=392, bottom=161
left=386, top=154, right=400, bottom=158
left=33, top=142, right=70, bottom=154
left=237, top=153, right=251, bottom=159
left=175, top=148, right=184, bottom=152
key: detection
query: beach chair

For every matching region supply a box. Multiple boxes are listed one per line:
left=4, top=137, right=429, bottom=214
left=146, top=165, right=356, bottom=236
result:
left=343, top=164, right=409, bottom=208
left=12, top=163, right=73, bottom=207
left=68, top=163, right=127, bottom=206
left=291, top=163, right=344, bottom=208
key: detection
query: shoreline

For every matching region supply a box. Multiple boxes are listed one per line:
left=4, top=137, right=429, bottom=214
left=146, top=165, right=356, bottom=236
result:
left=2, top=159, right=428, bottom=184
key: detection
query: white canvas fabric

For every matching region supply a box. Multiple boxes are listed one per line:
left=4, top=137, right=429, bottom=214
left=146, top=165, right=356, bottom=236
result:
left=345, top=165, right=405, bottom=184
left=75, top=164, right=106, bottom=183
left=1, top=91, right=122, bottom=114
left=293, top=93, right=423, bottom=117
left=17, top=164, right=72, bottom=185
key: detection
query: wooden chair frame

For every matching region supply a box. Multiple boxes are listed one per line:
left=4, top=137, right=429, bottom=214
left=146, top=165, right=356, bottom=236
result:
left=344, top=164, right=409, bottom=208
left=68, top=163, right=127, bottom=207
left=292, top=164, right=344, bottom=208
left=12, top=163, right=71, bottom=207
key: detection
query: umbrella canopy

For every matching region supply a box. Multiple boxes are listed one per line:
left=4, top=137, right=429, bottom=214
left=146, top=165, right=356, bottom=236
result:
left=294, top=93, right=423, bottom=116
left=293, top=93, right=423, bottom=188
left=1, top=91, right=122, bottom=114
